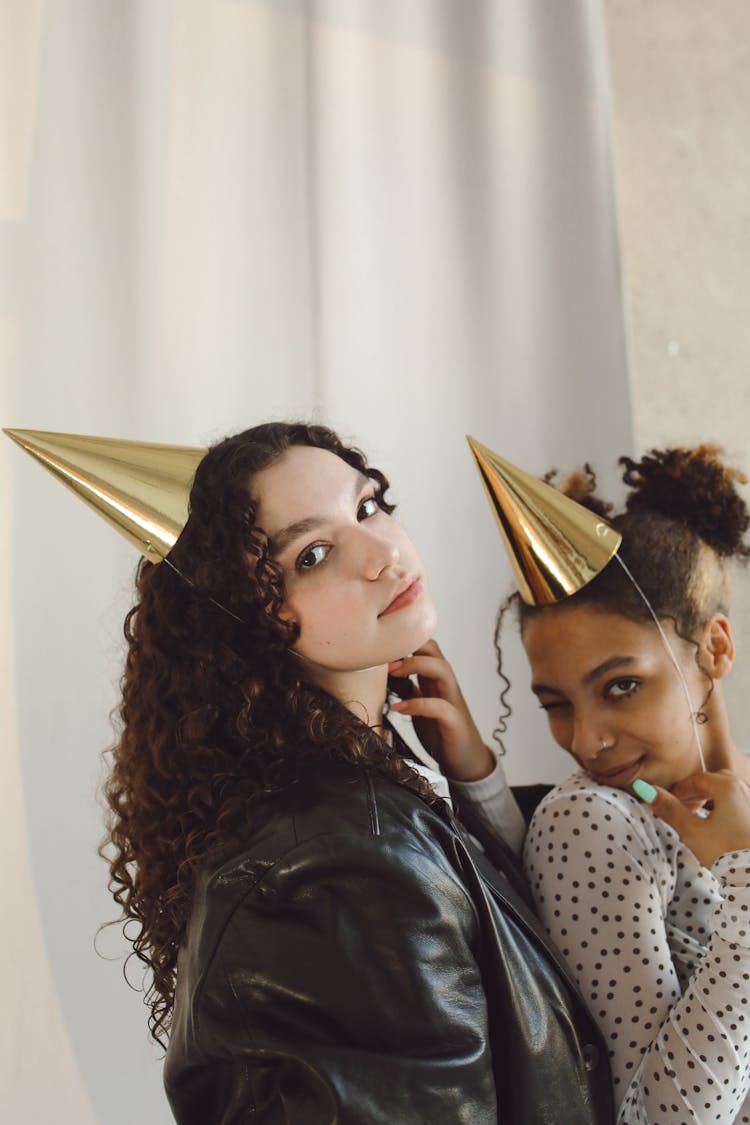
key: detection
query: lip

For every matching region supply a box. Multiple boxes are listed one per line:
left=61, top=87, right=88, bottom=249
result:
left=589, top=756, right=645, bottom=788
left=380, top=577, right=422, bottom=617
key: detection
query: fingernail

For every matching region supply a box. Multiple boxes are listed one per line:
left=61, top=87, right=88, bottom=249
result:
left=390, top=700, right=406, bottom=711
left=632, top=779, right=657, bottom=804
left=388, top=660, right=403, bottom=670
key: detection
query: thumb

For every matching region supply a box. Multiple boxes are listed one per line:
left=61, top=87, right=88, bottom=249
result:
left=631, top=778, right=696, bottom=836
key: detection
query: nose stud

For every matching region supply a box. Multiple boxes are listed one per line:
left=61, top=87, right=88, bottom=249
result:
left=599, top=737, right=612, bottom=751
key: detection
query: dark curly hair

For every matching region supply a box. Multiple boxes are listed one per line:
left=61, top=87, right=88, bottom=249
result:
left=494, top=444, right=750, bottom=730
left=101, top=422, right=436, bottom=1046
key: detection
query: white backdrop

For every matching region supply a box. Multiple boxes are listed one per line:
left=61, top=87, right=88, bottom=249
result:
left=2, top=2, right=632, bottom=1121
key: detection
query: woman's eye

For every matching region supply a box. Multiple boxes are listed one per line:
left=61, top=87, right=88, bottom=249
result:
left=539, top=701, right=568, bottom=714
left=296, top=543, right=329, bottom=571
left=607, top=678, right=640, bottom=701
left=358, top=495, right=379, bottom=520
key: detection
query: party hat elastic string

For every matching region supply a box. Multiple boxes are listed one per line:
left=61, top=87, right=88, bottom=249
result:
left=161, top=555, right=246, bottom=624
left=612, top=552, right=707, bottom=773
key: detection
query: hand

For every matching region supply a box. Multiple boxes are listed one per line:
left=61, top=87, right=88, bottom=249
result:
left=388, top=639, right=494, bottom=782
left=640, top=769, right=750, bottom=869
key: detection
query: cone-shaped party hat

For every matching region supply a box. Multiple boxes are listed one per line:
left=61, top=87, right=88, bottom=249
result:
left=4, top=428, right=206, bottom=560
left=467, top=436, right=621, bottom=605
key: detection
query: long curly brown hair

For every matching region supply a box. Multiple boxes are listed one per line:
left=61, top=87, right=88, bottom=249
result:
left=101, top=422, right=435, bottom=1046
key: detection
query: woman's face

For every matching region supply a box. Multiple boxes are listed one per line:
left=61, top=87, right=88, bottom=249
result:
left=252, top=444, right=437, bottom=683
left=522, top=604, right=728, bottom=790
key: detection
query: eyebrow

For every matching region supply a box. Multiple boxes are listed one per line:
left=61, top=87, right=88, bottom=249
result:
left=268, top=470, right=370, bottom=556
left=532, top=655, right=636, bottom=696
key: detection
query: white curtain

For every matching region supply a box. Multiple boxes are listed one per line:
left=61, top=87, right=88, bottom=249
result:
left=1, top=2, right=631, bottom=1121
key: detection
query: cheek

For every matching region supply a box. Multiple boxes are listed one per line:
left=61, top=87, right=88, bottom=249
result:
left=283, top=588, right=322, bottom=632
left=417, top=588, right=438, bottom=631
left=547, top=714, right=573, bottom=752
left=636, top=690, right=687, bottom=734
left=287, top=586, right=363, bottom=642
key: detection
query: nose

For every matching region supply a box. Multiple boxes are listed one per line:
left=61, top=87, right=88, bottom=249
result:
left=570, top=709, right=607, bottom=765
left=356, top=525, right=400, bottom=580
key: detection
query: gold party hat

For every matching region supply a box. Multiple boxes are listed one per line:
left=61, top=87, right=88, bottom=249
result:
left=467, top=436, right=621, bottom=605
left=4, top=428, right=205, bottom=560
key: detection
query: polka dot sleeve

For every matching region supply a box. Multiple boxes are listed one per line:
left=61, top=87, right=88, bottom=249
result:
left=523, top=778, right=750, bottom=1125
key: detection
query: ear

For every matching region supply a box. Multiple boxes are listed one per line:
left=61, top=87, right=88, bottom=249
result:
left=699, top=614, right=735, bottom=679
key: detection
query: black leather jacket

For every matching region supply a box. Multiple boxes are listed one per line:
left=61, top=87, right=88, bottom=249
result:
left=164, top=764, right=614, bottom=1124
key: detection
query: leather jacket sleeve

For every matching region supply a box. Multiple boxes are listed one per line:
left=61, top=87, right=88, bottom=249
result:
left=165, top=825, right=498, bottom=1124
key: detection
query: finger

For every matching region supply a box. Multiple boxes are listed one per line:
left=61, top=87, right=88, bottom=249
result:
left=387, top=674, right=421, bottom=701
left=388, top=655, right=456, bottom=693
left=681, top=799, right=710, bottom=813
left=670, top=769, right=749, bottom=804
left=390, top=696, right=457, bottom=728
left=410, top=638, right=445, bottom=660
left=635, top=783, right=698, bottom=838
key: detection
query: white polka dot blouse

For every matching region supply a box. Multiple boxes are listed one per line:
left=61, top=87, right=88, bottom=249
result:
left=523, top=770, right=750, bottom=1125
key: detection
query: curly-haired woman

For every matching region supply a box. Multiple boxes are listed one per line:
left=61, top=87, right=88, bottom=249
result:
left=102, top=422, right=614, bottom=1124
left=493, top=446, right=750, bottom=1125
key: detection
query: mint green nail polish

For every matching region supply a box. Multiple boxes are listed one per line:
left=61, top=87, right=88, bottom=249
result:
left=632, top=779, right=657, bottom=804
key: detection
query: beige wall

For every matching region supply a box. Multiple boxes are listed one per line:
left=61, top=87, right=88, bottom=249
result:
left=604, top=0, right=750, bottom=743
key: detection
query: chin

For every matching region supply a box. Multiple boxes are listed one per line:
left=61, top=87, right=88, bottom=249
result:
left=413, top=603, right=438, bottom=646
left=381, top=598, right=437, bottom=659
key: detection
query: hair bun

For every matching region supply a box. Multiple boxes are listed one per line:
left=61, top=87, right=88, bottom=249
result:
left=543, top=464, right=613, bottom=520
left=619, top=444, right=750, bottom=558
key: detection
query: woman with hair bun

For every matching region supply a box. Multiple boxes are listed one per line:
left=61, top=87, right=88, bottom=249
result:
left=495, top=445, right=750, bottom=1124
